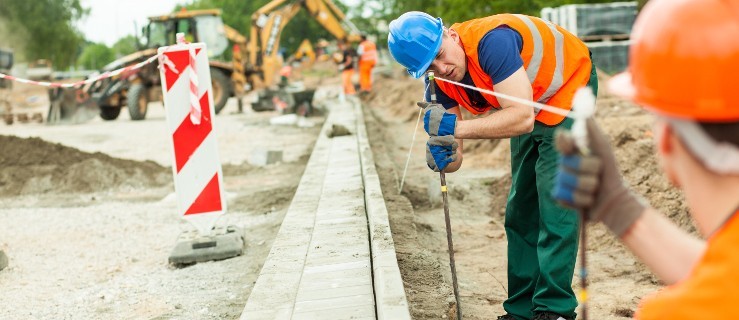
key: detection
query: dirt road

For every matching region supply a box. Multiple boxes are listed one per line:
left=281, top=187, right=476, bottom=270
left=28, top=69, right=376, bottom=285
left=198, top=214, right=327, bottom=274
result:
left=0, top=98, right=323, bottom=319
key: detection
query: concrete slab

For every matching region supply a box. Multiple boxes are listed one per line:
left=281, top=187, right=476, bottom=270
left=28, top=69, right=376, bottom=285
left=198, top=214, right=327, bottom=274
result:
left=241, top=93, right=411, bottom=320
left=355, top=102, right=412, bottom=320
left=243, top=272, right=302, bottom=312
left=296, top=284, right=372, bottom=301
left=249, top=149, right=284, bottom=166
left=294, top=293, right=375, bottom=313
left=168, top=225, right=244, bottom=265
left=292, top=305, right=375, bottom=320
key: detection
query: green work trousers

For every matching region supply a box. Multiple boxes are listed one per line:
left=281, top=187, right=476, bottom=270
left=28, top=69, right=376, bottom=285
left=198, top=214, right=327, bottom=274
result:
left=503, top=64, right=598, bottom=320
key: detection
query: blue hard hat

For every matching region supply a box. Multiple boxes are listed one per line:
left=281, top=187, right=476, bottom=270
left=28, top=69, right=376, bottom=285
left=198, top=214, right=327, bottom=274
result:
left=388, top=12, right=444, bottom=79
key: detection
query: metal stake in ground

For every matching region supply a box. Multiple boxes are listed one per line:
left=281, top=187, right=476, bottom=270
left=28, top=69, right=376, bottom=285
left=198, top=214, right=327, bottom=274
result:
left=579, top=211, right=588, bottom=320
left=428, top=72, right=462, bottom=320
left=571, top=88, right=597, bottom=320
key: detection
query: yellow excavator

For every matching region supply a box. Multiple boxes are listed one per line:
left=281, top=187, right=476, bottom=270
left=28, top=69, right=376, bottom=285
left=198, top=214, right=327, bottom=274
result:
left=244, top=0, right=360, bottom=112
left=48, top=0, right=359, bottom=123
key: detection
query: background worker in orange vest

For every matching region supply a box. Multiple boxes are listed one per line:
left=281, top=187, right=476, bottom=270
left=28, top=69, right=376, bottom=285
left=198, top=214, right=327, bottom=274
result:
left=553, top=0, right=739, bottom=318
left=357, top=34, right=378, bottom=97
left=388, top=11, right=597, bottom=320
left=336, top=40, right=357, bottom=96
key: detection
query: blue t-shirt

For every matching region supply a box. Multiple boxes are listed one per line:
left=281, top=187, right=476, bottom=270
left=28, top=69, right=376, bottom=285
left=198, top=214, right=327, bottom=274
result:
left=424, top=26, right=523, bottom=110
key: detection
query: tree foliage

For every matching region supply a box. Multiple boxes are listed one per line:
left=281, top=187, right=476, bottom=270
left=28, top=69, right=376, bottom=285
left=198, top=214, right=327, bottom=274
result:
left=380, top=0, right=631, bottom=29
left=77, top=43, right=114, bottom=70
left=111, top=35, right=139, bottom=58
left=0, top=0, right=87, bottom=69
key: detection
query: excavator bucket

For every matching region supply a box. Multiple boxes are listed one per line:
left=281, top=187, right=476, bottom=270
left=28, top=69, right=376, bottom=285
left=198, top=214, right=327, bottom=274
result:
left=47, top=87, right=100, bottom=124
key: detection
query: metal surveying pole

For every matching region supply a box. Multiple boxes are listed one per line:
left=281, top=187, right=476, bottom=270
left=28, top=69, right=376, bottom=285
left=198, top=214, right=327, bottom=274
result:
left=428, top=72, right=462, bottom=320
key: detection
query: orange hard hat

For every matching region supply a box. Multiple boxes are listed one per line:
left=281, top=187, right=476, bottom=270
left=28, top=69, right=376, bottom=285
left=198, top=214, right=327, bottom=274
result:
left=609, top=0, right=739, bottom=122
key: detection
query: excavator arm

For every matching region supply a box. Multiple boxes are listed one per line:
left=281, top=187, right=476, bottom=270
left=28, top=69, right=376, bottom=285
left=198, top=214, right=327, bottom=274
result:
left=246, top=0, right=359, bottom=89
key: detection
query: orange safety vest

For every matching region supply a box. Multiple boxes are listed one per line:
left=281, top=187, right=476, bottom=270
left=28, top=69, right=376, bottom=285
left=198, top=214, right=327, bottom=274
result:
left=435, top=14, right=592, bottom=126
left=635, top=210, right=739, bottom=319
left=359, top=40, right=378, bottom=63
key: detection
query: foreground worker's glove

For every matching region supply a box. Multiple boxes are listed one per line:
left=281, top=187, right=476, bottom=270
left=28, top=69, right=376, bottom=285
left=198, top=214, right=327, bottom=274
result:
left=553, top=119, right=647, bottom=237
left=418, top=102, right=457, bottom=136
left=426, top=135, right=458, bottom=172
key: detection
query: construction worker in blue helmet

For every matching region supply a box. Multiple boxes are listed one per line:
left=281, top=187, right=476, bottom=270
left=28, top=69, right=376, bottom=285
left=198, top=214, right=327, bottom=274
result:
left=388, top=11, right=597, bottom=320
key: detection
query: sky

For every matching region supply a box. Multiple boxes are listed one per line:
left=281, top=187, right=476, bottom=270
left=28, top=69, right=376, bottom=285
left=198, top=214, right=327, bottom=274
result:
left=77, top=0, right=188, bottom=46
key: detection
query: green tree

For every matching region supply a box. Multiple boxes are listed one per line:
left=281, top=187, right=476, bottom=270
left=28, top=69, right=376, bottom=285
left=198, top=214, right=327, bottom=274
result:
left=0, top=0, right=87, bottom=69
left=77, top=43, right=114, bottom=70
left=178, top=0, right=271, bottom=39
left=111, top=35, right=138, bottom=58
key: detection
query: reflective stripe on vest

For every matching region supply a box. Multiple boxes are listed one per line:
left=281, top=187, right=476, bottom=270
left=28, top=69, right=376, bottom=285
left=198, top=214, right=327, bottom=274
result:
left=360, top=40, right=378, bottom=62
left=512, top=14, right=565, bottom=103
left=434, top=14, right=592, bottom=126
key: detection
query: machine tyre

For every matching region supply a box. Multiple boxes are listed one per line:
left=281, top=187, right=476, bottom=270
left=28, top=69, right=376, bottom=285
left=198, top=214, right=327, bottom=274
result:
left=211, top=68, right=232, bottom=114
left=100, top=106, right=122, bottom=121
left=127, top=84, right=149, bottom=121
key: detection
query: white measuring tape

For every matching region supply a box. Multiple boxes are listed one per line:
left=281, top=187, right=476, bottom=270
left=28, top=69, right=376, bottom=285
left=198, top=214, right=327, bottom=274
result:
left=398, top=82, right=429, bottom=193
left=0, top=44, right=189, bottom=89
left=433, top=76, right=594, bottom=121
left=0, top=54, right=161, bottom=89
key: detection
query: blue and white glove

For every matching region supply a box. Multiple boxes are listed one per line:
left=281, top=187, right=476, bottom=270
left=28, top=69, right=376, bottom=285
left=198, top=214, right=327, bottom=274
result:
left=418, top=102, right=457, bottom=136
left=426, top=135, right=458, bottom=172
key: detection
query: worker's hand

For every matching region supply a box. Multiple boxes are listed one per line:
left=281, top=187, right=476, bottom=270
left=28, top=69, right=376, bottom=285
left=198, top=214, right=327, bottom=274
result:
left=338, top=64, right=345, bottom=71
left=426, top=135, right=458, bottom=172
left=552, top=119, right=647, bottom=237
left=418, top=101, right=456, bottom=136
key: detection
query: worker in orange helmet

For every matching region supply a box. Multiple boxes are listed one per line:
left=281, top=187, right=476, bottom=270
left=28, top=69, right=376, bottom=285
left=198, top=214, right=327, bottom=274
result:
left=553, top=0, right=739, bottom=318
left=357, top=34, right=377, bottom=97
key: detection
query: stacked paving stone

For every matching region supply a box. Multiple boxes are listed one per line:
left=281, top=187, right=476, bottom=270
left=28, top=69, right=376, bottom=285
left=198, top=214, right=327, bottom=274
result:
left=241, top=92, right=411, bottom=320
left=541, top=1, right=638, bottom=74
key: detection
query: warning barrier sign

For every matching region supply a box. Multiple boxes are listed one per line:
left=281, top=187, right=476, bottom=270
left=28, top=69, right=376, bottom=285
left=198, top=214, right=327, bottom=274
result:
left=159, top=40, right=226, bottom=235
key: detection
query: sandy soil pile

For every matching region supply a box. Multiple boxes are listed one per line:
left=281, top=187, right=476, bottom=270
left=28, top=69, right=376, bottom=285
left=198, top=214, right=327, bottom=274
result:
left=0, top=135, right=170, bottom=197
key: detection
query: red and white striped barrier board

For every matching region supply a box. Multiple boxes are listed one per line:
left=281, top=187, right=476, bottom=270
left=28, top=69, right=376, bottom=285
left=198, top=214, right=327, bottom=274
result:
left=158, top=40, right=226, bottom=235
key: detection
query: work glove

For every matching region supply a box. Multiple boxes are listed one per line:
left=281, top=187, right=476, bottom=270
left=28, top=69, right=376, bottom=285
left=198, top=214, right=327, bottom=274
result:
left=552, top=119, right=647, bottom=237
left=426, top=135, right=458, bottom=172
left=418, top=102, right=457, bottom=136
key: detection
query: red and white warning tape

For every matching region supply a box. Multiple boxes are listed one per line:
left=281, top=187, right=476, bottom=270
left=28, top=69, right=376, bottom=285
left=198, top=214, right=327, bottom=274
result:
left=0, top=53, right=163, bottom=88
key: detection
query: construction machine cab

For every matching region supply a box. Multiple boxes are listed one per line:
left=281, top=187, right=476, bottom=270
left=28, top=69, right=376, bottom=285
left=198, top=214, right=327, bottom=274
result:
left=47, top=9, right=237, bottom=124
left=143, top=10, right=229, bottom=59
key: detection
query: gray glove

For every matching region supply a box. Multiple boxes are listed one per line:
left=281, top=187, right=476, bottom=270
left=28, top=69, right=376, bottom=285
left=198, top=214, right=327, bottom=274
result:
left=553, top=119, right=647, bottom=236
left=417, top=101, right=457, bottom=136
left=426, top=135, right=458, bottom=172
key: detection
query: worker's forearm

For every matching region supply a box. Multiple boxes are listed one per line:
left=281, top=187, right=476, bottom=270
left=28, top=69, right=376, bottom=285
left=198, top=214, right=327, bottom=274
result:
left=621, top=208, right=706, bottom=285
left=455, top=106, right=535, bottom=139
